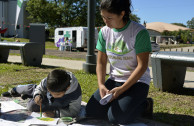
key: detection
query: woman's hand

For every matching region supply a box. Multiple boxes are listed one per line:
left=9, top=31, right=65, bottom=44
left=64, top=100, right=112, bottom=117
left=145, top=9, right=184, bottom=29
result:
left=109, top=86, right=123, bottom=102
left=99, top=84, right=109, bottom=98
left=43, top=111, right=55, bottom=118
left=34, top=95, right=42, bottom=106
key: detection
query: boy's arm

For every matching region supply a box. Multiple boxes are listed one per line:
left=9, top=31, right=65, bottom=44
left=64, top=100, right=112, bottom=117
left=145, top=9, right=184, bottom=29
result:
left=33, top=78, right=47, bottom=98
left=59, top=95, right=82, bottom=117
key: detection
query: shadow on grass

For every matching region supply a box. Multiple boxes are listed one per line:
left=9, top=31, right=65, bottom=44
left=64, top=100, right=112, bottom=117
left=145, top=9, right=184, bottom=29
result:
left=154, top=112, right=194, bottom=126
left=5, top=62, right=79, bottom=73
left=6, top=62, right=60, bottom=69
left=38, top=64, right=60, bottom=69
left=165, top=87, right=194, bottom=96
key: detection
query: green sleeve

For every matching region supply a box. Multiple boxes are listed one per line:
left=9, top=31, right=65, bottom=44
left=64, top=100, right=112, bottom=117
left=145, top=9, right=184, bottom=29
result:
left=96, top=30, right=106, bottom=53
left=135, top=29, right=152, bottom=54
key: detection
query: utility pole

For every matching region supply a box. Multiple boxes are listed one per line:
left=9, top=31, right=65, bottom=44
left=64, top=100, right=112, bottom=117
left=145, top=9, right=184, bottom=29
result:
left=83, top=0, right=97, bottom=73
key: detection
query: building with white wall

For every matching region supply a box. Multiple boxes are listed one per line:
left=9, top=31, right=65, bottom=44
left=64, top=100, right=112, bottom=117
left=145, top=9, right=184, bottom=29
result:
left=0, top=0, right=29, bottom=38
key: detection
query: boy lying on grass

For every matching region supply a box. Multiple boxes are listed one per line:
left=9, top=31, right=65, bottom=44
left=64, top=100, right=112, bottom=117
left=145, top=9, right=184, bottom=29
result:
left=2, top=69, right=82, bottom=118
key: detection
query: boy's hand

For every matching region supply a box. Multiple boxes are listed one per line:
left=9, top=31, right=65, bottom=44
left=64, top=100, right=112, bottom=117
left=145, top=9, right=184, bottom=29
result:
left=34, top=95, right=42, bottom=105
left=43, top=111, right=55, bottom=118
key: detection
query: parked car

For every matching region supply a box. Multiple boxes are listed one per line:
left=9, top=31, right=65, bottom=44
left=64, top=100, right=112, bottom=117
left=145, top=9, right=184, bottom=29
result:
left=151, top=41, right=160, bottom=52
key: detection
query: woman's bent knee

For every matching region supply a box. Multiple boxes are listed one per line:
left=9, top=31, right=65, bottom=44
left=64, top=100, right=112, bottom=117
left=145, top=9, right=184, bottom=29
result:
left=107, top=109, right=134, bottom=124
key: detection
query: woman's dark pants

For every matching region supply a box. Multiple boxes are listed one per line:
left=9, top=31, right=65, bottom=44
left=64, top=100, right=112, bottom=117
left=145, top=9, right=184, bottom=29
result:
left=85, top=79, right=149, bottom=124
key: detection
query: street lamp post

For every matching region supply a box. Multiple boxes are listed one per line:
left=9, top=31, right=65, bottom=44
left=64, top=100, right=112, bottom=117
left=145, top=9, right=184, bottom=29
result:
left=83, top=0, right=97, bottom=73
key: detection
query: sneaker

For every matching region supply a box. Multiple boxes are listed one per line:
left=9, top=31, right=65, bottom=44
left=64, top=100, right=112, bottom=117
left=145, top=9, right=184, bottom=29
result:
left=1, top=88, right=21, bottom=97
left=142, top=98, right=153, bottom=119
left=1, top=91, right=12, bottom=97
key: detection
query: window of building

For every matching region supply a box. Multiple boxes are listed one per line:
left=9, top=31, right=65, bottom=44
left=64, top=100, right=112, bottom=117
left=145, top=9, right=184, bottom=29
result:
left=58, top=31, right=63, bottom=35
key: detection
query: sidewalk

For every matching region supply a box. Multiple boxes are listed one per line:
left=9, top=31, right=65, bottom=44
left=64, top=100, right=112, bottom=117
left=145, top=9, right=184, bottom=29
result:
left=8, top=55, right=194, bottom=88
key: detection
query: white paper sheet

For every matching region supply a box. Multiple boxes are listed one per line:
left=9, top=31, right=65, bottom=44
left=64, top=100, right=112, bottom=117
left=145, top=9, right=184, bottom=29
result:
left=25, top=112, right=59, bottom=125
left=0, top=101, right=26, bottom=113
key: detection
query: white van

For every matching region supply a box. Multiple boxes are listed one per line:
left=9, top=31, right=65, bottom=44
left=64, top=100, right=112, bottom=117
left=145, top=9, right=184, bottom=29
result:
left=55, top=27, right=98, bottom=51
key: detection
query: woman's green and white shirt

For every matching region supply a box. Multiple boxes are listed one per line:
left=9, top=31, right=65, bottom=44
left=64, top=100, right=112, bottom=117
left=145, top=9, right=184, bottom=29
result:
left=96, top=21, right=152, bottom=85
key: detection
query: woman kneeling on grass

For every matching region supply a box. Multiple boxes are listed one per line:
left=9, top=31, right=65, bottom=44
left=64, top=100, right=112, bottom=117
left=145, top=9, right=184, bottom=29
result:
left=85, top=0, right=153, bottom=125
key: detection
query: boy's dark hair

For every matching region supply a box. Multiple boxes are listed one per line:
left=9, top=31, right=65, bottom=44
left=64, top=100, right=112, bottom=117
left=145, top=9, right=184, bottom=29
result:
left=47, top=69, right=71, bottom=92
left=100, top=0, right=132, bottom=23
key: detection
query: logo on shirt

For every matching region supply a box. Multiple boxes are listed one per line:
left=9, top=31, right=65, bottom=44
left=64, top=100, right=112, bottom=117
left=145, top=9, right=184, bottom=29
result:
left=107, top=37, right=132, bottom=55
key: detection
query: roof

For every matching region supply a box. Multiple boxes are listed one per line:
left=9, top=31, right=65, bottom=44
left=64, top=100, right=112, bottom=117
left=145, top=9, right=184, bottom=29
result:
left=146, top=22, right=190, bottom=33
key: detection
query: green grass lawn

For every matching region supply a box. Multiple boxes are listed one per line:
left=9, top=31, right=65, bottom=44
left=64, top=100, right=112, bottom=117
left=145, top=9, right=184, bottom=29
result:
left=0, top=63, right=193, bottom=126
left=1, top=37, right=194, bottom=125
left=1, top=37, right=29, bottom=42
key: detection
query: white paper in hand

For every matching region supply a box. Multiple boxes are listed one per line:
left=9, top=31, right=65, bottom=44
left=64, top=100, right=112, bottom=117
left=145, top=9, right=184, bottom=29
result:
left=99, top=93, right=113, bottom=105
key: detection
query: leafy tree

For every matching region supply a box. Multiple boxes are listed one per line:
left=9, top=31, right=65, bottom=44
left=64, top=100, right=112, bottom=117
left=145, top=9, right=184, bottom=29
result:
left=95, top=0, right=105, bottom=27
left=130, top=14, right=140, bottom=23
left=26, top=0, right=140, bottom=27
left=161, top=29, right=193, bottom=43
left=171, top=23, right=186, bottom=27
left=26, top=0, right=63, bottom=27
left=162, top=30, right=173, bottom=36
left=26, top=0, right=102, bottom=27
left=187, top=17, right=194, bottom=29
left=69, top=0, right=104, bottom=27
left=26, top=0, right=141, bottom=37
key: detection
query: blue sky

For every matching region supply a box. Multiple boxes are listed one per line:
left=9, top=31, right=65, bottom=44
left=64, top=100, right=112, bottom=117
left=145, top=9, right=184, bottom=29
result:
left=132, top=0, right=194, bottom=25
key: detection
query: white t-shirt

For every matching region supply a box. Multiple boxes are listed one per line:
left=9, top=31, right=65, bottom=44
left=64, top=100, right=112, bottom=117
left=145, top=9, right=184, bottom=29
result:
left=96, top=20, right=152, bottom=85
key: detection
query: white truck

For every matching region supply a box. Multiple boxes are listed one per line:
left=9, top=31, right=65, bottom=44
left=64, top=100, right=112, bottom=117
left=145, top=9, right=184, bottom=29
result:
left=55, top=27, right=98, bottom=51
